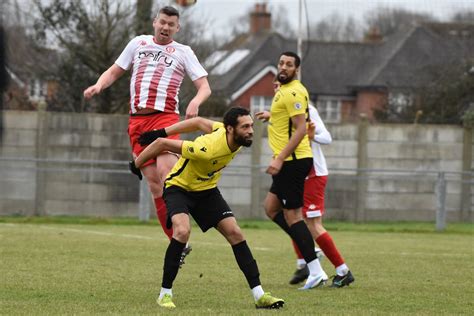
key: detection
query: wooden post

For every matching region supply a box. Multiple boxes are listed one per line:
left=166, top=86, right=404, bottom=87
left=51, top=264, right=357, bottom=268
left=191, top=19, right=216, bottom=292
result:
left=461, top=127, right=473, bottom=221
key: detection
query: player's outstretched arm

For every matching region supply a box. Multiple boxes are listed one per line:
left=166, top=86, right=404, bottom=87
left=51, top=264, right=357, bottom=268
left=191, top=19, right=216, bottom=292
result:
left=139, top=117, right=215, bottom=145
left=83, top=64, right=125, bottom=99
left=185, top=77, right=211, bottom=119
left=135, top=138, right=184, bottom=169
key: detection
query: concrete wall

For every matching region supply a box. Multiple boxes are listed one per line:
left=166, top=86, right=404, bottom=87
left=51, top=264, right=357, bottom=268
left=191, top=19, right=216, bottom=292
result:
left=0, top=110, right=472, bottom=222
left=1, top=111, right=135, bottom=217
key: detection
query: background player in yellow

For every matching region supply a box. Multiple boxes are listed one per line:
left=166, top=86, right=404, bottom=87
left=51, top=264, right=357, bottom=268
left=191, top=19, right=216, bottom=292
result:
left=256, top=52, right=327, bottom=290
left=130, top=107, right=284, bottom=310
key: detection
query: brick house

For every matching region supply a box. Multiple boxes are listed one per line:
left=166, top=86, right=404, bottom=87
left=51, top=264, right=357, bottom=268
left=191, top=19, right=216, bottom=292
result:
left=207, top=3, right=474, bottom=123
left=4, top=41, right=59, bottom=110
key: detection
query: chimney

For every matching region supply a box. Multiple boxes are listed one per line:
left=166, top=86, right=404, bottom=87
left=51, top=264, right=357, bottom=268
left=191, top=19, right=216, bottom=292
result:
left=250, top=2, right=271, bottom=34
left=364, top=26, right=383, bottom=43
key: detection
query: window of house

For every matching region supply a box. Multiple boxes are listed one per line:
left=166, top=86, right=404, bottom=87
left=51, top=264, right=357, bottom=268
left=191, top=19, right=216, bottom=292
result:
left=317, top=98, right=341, bottom=123
left=29, top=79, right=36, bottom=98
left=250, top=96, right=273, bottom=113
left=388, top=92, right=413, bottom=113
left=29, top=79, right=46, bottom=101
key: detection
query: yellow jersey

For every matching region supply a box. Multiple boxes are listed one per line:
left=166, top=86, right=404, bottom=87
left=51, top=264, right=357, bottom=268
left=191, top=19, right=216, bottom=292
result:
left=268, top=79, right=312, bottom=160
left=165, top=122, right=241, bottom=191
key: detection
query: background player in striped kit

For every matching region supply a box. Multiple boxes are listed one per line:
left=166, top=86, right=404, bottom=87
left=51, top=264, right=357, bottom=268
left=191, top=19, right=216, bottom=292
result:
left=83, top=6, right=210, bottom=262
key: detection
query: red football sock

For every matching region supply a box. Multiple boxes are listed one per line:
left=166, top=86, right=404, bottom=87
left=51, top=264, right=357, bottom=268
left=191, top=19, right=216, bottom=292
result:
left=154, top=197, right=173, bottom=240
left=292, top=240, right=304, bottom=259
left=316, top=232, right=344, bottom=268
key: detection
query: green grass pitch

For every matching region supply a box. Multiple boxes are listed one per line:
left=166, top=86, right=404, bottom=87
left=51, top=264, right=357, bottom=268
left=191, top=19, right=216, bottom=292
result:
left=1, top=218, right=473, bottom=315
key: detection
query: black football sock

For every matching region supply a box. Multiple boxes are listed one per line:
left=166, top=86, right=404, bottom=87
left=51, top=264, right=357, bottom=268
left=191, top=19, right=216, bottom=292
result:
left=161, top=238, right=186, bottom=289
left=271, top=211, right=292, bottom=236
left=289, top=220, right=317, bottom=263
left=232, top=240, right=261, bottom=289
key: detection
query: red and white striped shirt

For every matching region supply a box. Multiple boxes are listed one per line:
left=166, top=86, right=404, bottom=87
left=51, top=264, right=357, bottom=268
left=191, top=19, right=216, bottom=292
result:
left=115, top=35, right=208, bottom=114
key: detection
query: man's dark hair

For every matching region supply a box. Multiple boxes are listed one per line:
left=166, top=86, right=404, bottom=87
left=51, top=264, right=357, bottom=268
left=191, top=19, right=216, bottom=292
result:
left=159, top=6, right=180, bottom=18
left=280, top=51, right=301, bottom=68
left=223, top=107, right=250, bottom=128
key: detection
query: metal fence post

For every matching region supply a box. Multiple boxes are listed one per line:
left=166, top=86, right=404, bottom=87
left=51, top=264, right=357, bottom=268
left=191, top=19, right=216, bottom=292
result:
left=138, top=180, right=151, bottom=222
left=435, top=172, right=447, bottom=231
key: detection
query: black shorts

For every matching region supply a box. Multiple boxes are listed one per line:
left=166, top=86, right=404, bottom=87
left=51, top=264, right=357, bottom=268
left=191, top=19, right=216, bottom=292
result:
left=163, top=186, right=234, bottom=232
left=270, top=157, right=313, bottom=209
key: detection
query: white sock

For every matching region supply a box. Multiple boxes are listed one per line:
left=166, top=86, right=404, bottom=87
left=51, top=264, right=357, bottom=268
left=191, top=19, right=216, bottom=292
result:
left=307, top=258, right=324, bottom=276
left=251, top=285, right=265, bottom=301
left=336, top=264, right=349, bottom=276
left=159, top=287, right=172, bottom=299
left=296, top=259, right=306, bottom=269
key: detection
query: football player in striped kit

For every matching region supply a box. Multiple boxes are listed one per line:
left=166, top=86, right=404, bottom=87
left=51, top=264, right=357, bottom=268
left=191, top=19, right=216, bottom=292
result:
left=84, top=6, right=210, bottom=265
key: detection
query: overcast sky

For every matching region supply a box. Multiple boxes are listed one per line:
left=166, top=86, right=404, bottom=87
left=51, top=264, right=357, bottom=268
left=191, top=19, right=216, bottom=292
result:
left=189, top=0, right=473, bottom=37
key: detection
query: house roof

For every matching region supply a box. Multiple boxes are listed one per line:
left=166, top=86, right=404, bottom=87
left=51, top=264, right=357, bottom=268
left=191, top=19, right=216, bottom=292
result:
left=209, top=22, right=474, bottom=98
left=208, top=32, right=291, bottom=96
left=368, top=23, right=474, bottom=89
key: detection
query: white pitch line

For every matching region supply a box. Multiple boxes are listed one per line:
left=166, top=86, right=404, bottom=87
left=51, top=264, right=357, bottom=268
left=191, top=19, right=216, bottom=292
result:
left=40, top=226, right=155, bottom=240
left=0, top=223, right=271, bottom=251
left=4, top=224, right=471, bottom=256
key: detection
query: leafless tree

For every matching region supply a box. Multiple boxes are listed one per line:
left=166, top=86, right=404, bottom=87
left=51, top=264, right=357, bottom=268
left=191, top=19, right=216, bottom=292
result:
left=32, top=0, right=136, bottom=113
left=364, top=6, right=435, bottom=37
left=310, top=13, right=362, bottom=42
left=451, top=10, right=474, bottom=23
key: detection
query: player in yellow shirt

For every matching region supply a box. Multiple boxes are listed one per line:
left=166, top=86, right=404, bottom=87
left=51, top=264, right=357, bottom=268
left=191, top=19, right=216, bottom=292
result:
left=256, top=52, right=327, bottom=290
left=130, top=107, right=284, bottom=310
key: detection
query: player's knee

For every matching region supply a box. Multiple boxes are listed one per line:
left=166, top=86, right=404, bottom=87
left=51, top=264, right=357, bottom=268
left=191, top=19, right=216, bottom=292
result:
left=173, top=228, right=190, bottom=242
left=144, top=177, right=163, bottom=197
left=173, top=224, right=190, bottom=241
left=314, top=222, right=326, bottom=236
left=283, top=209, right=303, bottom=225
left=264, top=204, right=278, bottom=219
left=227, top=226, right=244, bottom=244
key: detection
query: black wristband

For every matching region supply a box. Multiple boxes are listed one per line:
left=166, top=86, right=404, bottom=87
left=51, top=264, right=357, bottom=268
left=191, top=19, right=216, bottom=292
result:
left=138, top=128, right=168, bottom=146
left=155, top=128, right=168, bottom=138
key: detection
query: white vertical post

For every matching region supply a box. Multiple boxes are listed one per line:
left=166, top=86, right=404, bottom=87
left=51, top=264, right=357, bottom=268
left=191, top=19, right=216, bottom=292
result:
left=297, top=0, right=303, bottom=81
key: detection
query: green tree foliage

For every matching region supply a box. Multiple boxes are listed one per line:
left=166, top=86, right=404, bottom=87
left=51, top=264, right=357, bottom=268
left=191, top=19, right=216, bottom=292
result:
left=33, top=0, right=134, bottom=113
left=417, top=62, right=474, bottom=124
